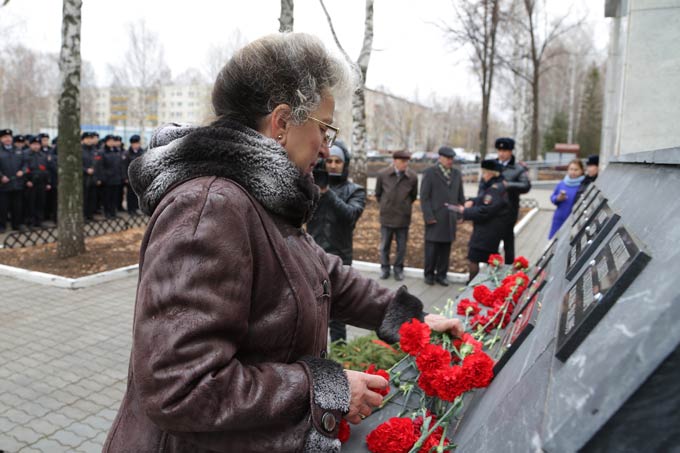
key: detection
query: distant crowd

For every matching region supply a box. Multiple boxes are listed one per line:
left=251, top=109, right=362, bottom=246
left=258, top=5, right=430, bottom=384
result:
left=0, top=129, right=145, bottom=233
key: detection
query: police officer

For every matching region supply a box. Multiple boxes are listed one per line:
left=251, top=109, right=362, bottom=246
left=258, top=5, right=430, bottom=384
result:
left=0, top=129, right=27, bottom=232
left=307, top=140, right=366, bottom=343
left=23, top=136, right=52, bottom=228
left=101, top=135, right=124, bottom=219
left=38, top=133, right=58, bottom=224
left=123, top=134, right=145, bottom=215
left=13, top=135, right=27, bottom=151
left=420, top=146, right=465, bottom=286
left=452, top=159, right=511, bottom=283
left=492, top=137, right=530, bottom=264
left=82, top=132, right=100, bottom=221
left=574, top=154, right=599, bottom=203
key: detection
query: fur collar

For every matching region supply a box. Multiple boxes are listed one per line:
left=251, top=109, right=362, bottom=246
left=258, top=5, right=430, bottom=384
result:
left=128, top=122, right=320, bottom=226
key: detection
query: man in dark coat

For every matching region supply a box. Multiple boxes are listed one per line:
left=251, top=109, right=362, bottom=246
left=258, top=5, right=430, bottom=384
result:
left=123, top=134, right=145, bottom=215
left=492, top=137, right=530, bottom=264
left=0, top=128, right=27, bottom=232
left=38, top=133, right=58, bottom=224
left=375, top=151, right=418, bottom=281
left=454, top=159, right=511, bottom=282
left=82, top=132, right=100, bottom=221
left=101, top=135, right=124, bottom=219
left=307, top=140, right=366, bottom=342
left=420, top=146, right=465, bottom=286
left=23, top=136, right=52, bottom=228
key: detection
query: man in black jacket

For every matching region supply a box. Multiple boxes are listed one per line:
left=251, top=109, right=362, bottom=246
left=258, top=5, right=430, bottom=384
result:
left=123, top=135, right=145, bottom=215
left=23, top=136, right=52, bottom=228
left=101, top=135, right=124, bottom=219
left=0, top=128, right=27, bottom=232
left=420, top=146, right=465, bottom=286
left=574, top=154, right=599, bottom=203
left=307, top=140, right=366, bottom=342
left=493, top=137, right=530, bottom=264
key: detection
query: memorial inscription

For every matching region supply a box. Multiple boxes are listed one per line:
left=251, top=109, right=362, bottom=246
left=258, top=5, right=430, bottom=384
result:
left=566, top=203, right=621, bottom=280
left=570, top=192, right=607, bottom=244
left=492, top=290, right=542, bottom=374
left=572, top=185, right=601, bottom=226
left=556, top=226, right=651, bottom=361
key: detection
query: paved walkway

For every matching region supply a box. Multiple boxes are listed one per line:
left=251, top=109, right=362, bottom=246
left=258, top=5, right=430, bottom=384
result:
left=0, top=269, right=462, bottom=452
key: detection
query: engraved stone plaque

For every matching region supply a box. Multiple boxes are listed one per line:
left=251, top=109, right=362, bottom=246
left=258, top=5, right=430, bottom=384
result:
left=556, top=226, right=651, bottom=361
left=572, top=185, right=601, bottom=226
left=566, top=204, right=621, bottom=280
left=492, top=290, right=542, bottom=375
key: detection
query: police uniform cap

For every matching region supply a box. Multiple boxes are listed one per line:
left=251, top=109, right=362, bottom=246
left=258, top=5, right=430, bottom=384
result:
left=393, top=150, right=411, bottom=160
left=0, top=129, right=13, bottom=137
left=81, top=131, right=93, bottom=140
left=37, top=133, right=49, bottom=139
left=495, top=137, right=515, bottom=151
left=481, top=159, right=503, bottom=172
left=438, top=146, right=456, bottom=158
left=129, top=134, right=141, bottom=144
left=29, top=136, right=41, bottom=144
left=586, top=155, right=599, bottom=166
left=13, top=135, right=25, bottom=142
left=113, top=135, right=122, bottom=141
left=103, top=134, right=115, bottom=142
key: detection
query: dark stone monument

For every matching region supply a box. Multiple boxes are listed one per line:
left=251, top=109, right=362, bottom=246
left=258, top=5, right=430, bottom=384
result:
left=343, top=148, right=680, bottom=452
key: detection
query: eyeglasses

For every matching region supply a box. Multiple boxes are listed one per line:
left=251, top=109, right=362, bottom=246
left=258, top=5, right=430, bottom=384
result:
left=308, top=116, right=339, bottom=148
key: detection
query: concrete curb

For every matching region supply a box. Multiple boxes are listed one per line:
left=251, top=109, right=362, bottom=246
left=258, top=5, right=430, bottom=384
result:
left=0, top=263, right=138, bottom=289
left=0, top=207, right=542, bottom=289
left=514, top=207, right=540, bottom=235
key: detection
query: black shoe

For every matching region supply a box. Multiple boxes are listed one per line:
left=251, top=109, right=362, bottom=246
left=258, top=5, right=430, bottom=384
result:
left=394, top=270, right=404, bottom=281
left=435, top=278, right=450, bottom=287
left=424, top=276, right=435, bottom=286
left=380, top=270, right=390, bottom=280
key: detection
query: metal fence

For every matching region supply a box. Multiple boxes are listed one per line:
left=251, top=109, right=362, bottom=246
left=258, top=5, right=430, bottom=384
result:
left=2, top=215, right=149, bottom=249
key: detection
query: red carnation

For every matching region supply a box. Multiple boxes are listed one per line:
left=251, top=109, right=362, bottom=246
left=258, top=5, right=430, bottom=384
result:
left=433, top=366, right=469, bottom=401
left=366, top=417, right=419, bottom=453
left=513, top=256, right=529, bottom=269
left=338, top=419, right=350, bottom=443
left=462, top=351, right=495, bottom=388
left=399, top=318, right=431, bottom=356
left=416, top=344, right=451, bottom=374
left=457, top=298, right=481, bottom=316
left=417, top=371, right=439, bottom=397
left=473, top=285, right=495, bottom=307
left=492, top=284, right=511, bottom=304
left=366, top=364, right=390, bottom=396
left=488, top=253, right=504, bottom=266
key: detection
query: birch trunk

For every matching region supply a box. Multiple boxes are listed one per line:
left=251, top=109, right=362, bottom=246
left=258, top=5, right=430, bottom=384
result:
left=57, top=0, right=85, bottom=258
left=279, top=0, right=294, bottom=32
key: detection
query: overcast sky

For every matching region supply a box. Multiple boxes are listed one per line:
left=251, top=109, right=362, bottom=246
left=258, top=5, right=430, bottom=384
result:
left=0, top=0, right=608, bottom=105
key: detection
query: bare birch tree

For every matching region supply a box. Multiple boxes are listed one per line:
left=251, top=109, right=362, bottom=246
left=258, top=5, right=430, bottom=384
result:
left=204, top=30, right=248, bottom=82
left=440, top=0, right=501, bottom=158
left=319, top=0, right=374, bottom=187
left=500, top=0, right=585, bottom=160
left=56, top=0, right=84, bottom=257
left=279, top=0, right=294, bottom=32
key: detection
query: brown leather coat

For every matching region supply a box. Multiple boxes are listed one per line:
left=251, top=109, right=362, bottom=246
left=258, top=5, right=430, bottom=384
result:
left=104, top=123, right=424, bottom=453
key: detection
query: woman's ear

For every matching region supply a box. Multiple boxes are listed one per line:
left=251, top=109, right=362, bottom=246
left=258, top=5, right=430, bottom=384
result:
left=269, top=104, right=292, bottom=145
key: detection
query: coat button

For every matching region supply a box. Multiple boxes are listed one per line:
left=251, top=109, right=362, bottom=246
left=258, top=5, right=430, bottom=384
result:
left=322, top=412, right=336, bottom=432
left=320, top=349, right=327, bottom=358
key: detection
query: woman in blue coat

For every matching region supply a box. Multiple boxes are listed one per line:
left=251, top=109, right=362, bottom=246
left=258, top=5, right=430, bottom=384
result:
left=549, top=158, right=585, bottom=239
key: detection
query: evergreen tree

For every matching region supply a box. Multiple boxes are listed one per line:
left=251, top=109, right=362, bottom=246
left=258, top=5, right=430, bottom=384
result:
left=543, top=110, right=569, bottom=153
left=576, top=65, right=603, bottom=158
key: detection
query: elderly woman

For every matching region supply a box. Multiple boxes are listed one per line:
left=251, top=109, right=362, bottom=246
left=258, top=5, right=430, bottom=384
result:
left=104, top=33, right=462, bottom=453
left=451, top=159, right=511, bottom=282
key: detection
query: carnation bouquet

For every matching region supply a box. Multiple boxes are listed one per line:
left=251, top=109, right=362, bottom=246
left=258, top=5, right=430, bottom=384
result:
left=342, top=255, right=531, bottom=453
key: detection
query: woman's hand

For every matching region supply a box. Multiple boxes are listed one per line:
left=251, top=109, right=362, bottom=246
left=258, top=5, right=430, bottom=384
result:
left=424, top=313, right=464, bottom=338
left=344, top=370, right=388, bottom=424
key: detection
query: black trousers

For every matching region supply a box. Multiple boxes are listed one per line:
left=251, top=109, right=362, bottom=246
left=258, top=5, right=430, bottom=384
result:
left=24, top=183, right=47, bottom=226
left=501, top=210, right=518, bottom=264
left=0, top=190, right=23, bottom=229
left=126, top=183, right=139, bottom=214
left=44, top=186, right=57, bottom=221
left=424, top=240, right=452, bottom=280
left=380, top=226, right=408, bottom=272
left=84, top=184, right=98, bottom=219
left=103, top=184, right=121, bottom=218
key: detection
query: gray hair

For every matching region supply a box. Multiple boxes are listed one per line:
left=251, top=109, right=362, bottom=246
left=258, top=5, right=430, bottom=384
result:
left=211, top=33, right=352, bottom=129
